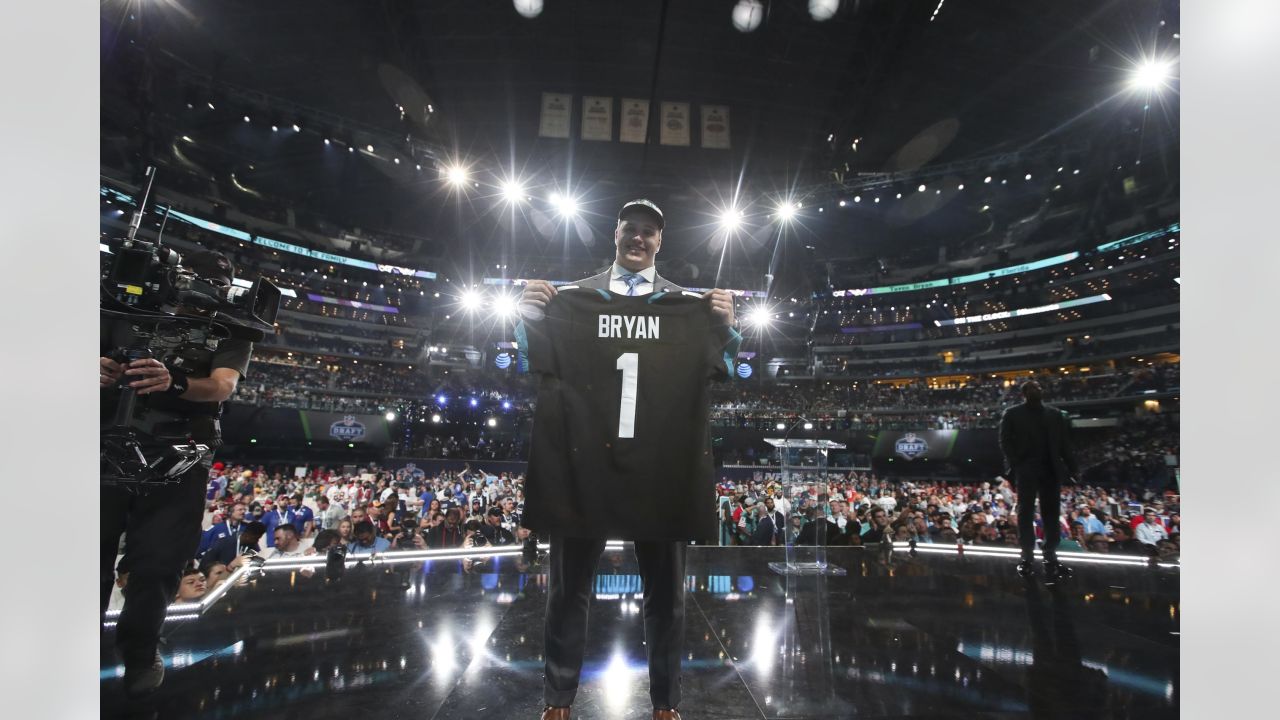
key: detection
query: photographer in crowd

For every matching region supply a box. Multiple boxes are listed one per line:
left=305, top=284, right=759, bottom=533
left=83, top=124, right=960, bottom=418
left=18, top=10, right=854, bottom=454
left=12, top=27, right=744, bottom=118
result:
left=100, top=250, right=254, bottom=697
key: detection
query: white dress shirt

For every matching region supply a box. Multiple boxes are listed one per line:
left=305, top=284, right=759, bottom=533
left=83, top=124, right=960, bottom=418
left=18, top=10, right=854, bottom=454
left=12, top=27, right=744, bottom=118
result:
left=1135, top=520, right=1169, bottom=546
left=608, top=263, right=656, bottom=296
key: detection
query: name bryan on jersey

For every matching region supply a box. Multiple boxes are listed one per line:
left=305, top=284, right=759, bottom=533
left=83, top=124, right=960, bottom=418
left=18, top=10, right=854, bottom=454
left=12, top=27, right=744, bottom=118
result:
left=598, top=314, right=660, bottom=340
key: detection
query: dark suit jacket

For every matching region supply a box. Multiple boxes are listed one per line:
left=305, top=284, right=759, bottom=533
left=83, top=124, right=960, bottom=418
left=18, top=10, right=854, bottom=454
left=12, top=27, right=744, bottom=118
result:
left=998, top=401, right=1078, bottom=485
left=751, top=511, right=786, bottom=545
left=571, top=267, right=688, bottom=294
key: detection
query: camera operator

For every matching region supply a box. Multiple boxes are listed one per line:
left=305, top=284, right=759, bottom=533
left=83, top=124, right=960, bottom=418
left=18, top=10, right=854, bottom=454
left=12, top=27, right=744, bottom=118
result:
left=99, top=250, right=254, bottom=698
left=461, top=518, right=492, bottom=573
left=390, top=514, right=428, bottom=551
left=479, top=506, right=517, bottom=546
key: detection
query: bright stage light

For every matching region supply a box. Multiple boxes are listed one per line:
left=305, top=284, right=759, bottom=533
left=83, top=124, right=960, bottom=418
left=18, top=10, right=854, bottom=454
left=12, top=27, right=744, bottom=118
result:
left=493, top=293, right=519, bottom=318
left=1131, top=59, right=1174, bottom=91
left=777, top=202, right=797, bottom=221
left=719, top=207, right=744, bottom=231
left=803, top=422, right=814, bottom=430
left=460, top=289, right=484, bottom=311
left=446, top=165, right=469, bottom=186
left=501, top=180, right=525, bottom=204
left=431, top=413, right=442, bottom=423
left=385, top=412, right=396, bottom=421
left=551, top=193, right=579, bottom=218
left=487, top=418, right=498, bottom=428
left=918, top=184, right=926, bottom=192
left=776, top=422, right=786, bottom=431
left=745, top=307, right=774, bottom=328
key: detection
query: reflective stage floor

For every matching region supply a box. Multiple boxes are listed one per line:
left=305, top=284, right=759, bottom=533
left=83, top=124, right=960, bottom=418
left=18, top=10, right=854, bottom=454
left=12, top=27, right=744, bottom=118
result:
left=101, top=546, right=1179, bottom=719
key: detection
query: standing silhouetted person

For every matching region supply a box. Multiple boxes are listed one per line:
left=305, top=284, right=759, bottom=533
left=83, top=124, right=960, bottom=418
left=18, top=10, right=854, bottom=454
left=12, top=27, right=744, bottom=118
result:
left=999, top=381, right=1079, bottom=580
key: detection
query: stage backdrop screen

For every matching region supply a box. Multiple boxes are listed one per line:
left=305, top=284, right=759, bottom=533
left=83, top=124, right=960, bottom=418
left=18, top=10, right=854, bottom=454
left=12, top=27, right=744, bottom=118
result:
left=301, top=411, right=391, bottom=446
left=871, top=429, right=1003, bottom=466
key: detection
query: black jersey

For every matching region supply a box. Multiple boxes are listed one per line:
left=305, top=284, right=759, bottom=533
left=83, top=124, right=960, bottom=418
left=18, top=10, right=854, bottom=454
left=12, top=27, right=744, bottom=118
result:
left=517, top=288, right=740, bottom=542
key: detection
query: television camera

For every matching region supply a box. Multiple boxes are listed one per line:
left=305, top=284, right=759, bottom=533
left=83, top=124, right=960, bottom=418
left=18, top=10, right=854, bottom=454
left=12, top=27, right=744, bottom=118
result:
left=101, top=167, right=281, bottom=488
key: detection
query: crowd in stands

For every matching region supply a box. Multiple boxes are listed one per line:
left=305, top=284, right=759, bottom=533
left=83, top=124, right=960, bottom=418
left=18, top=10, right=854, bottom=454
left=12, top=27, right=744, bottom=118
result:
left=713, top=472, right=1180, bottom=561
left=134, top=460, right=1181, bottom=608
left=708, top=361, right=1178, bottom=428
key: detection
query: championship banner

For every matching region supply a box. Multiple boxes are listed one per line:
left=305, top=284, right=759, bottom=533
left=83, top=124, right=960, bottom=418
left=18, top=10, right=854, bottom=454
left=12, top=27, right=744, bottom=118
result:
left=659, top=101, right=691, bottom=146
left=581, top=95, right=613, bottom=141
left=538, top=92, right=572, bottom=139
left=620, top=98, right=650, bottom=143
left=701, top=104, right=731, bottom=149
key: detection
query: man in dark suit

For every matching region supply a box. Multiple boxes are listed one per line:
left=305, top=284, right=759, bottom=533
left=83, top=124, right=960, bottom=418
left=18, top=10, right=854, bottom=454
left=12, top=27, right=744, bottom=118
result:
left=751, top=496, right=787, bottom=545
left=519, top=199, right=738, bottom=720
left=999, top=381, right=1079, bottom=580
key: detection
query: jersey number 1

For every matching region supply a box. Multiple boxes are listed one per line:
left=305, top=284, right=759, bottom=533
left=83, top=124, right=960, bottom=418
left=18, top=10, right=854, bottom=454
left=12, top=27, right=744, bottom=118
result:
left=616, top=352, right=638, bottom=438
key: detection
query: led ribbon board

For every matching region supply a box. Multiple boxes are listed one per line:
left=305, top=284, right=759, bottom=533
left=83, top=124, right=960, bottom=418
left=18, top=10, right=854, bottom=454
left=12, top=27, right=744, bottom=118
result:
left=933, top=293, right=1111, bottom=327
left=305, top=293, right=400, bottom=314
left=483, top=278, right=768, bottom=298
left=256, top=237, right=436, bottom=279
left=100, top=186, right=437, bottom=279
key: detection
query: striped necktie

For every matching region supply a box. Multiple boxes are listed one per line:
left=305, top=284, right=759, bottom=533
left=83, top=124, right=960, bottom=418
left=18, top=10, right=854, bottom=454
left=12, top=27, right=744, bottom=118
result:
left=621, top=272, right=644, bottom=296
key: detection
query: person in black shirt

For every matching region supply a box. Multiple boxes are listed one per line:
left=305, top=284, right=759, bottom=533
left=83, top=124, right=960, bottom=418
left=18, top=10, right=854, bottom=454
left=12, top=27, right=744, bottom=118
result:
left=99, top=250, right=254, bottom=697
left=999, top=381, right=1079, bottom=580
left=519, top=199, right=738, bottom=720
left=479, top=506, right=517, bottom=545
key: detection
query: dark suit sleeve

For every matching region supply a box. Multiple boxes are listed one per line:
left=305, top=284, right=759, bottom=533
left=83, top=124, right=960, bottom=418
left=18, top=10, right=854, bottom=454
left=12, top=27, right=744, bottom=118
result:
left=1057, top=409, right=1079, bottom=478
left=998, top=408, right=1016, bottom=476
left=749, top=516, right=770, bottom=545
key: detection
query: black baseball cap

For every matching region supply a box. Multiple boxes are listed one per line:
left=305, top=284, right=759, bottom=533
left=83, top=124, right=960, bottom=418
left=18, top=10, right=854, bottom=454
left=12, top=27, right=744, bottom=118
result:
left=617, top=199, right=664, bottom=229
left=185, top=249, right=235, bottom=286
left=486, top=506, right=504, bottom=518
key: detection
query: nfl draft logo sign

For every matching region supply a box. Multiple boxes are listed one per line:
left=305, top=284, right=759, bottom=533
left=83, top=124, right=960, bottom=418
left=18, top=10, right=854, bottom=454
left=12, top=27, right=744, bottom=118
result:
left=330, top=415, right=366, bottom=442
left=895, top=433, right=928, bottom=460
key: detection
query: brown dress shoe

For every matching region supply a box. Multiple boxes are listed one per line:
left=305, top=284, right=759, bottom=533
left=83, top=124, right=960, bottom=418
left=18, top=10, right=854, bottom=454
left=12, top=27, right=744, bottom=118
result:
left=653, top=710, right=682, bottom=720
left=540, top=706, right=570, bottom=720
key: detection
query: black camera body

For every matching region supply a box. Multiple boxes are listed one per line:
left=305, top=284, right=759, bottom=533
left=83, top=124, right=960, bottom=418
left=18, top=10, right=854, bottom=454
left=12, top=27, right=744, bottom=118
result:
left=102, top=235, right=281, bottom=342
left=101, top=169, right=281, bottom=489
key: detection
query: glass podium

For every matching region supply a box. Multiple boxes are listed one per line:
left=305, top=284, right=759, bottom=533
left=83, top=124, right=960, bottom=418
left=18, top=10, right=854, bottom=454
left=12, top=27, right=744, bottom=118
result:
left=764, top=438, right=848, bottom=576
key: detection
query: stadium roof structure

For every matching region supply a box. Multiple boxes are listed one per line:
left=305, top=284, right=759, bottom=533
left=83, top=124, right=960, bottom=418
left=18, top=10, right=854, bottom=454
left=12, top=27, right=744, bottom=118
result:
left=101, top=0, right=1179, bottom=295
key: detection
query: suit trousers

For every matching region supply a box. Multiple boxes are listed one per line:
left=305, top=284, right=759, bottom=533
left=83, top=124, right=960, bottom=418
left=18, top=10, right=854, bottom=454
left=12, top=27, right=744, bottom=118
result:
left=543, top=534, right=686, bottom=709
left=101, top=465, right=207, bottom=665
left=1016, top=472, right=1062, bottom=562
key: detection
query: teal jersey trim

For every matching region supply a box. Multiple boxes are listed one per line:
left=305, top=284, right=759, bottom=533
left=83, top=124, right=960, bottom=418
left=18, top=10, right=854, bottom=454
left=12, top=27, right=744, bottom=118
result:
left=722, top=325, right=743, bottom=376
left=514, top=320, right=530, bottom=372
